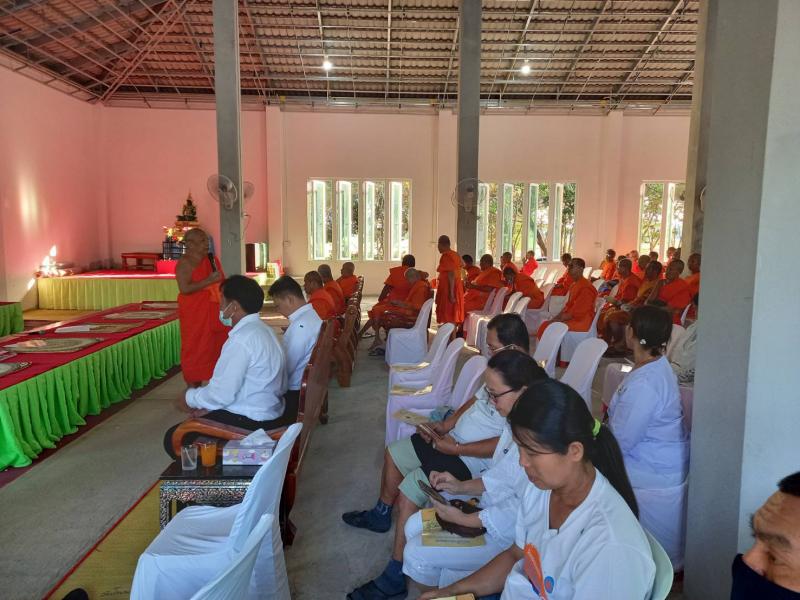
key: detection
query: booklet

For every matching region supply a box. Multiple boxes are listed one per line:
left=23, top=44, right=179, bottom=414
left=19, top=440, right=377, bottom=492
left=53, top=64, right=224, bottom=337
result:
left=420, top=509, right=486, bottom=548
left=391, top=409, right=430, bottom=426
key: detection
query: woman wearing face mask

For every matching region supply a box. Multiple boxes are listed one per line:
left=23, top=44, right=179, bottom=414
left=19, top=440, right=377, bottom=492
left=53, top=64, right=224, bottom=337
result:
left=421, top=380, right=655, bottom=600
left=402, top=351, right=546, bottom=591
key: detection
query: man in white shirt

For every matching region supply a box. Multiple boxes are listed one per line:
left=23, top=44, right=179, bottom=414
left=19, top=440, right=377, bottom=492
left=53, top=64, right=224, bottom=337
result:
left=268, top=275, right=323, bottom=411
left=164, top=275, right=293, bottom=457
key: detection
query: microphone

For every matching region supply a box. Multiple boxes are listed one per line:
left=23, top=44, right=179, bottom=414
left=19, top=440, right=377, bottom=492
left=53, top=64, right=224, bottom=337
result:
left=207, top=236, right=217, bottom=272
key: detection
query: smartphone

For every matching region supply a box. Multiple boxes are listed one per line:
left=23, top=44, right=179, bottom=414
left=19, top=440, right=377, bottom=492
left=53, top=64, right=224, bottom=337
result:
left=417, top=480, right=448, bottom=505
left=418, top=422, right=443, bottom=441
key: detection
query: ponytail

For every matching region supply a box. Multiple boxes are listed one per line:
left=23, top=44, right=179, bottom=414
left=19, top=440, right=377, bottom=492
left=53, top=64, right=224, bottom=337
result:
left=509, top=380, right=639, bottom=517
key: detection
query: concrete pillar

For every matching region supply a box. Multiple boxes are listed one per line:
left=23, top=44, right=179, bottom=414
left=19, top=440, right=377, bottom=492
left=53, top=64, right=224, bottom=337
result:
left=265, top=106, right=285, bottom=265
left=598, top=110, right=624, bottom=262
left=684, top=1, right=800, bottom=598
left=455, top=0, right=481, bottom=255
left=213, top=0, right=245, bottom=275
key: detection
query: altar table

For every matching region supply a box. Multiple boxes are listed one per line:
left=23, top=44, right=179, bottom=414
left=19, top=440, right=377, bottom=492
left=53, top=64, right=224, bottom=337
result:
left=0, top=304, right=180, bottom=469
left=0, top=302, right=24, bottom=337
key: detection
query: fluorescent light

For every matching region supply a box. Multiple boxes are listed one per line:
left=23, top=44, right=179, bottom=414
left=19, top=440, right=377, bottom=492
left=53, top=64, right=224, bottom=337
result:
left=520, top=63, right=531, bottom=75
left=322, top=60, right=333, bottom=71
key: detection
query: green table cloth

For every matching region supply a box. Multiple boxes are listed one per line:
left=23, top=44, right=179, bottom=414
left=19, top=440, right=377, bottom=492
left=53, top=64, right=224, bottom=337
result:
left=37, top=275, right=179, bottom=310
left=0, top=302, right=24, bottom=336
left=0, top=318, right=180, bottom=469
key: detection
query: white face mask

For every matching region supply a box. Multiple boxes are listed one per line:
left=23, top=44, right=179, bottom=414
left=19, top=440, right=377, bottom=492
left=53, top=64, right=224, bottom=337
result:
left=219, top=303, right=233, bottom=327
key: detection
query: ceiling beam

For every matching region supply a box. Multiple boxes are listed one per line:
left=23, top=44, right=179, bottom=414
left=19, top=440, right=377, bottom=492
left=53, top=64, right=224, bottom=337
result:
left=555, top=0, right=612, bottom=99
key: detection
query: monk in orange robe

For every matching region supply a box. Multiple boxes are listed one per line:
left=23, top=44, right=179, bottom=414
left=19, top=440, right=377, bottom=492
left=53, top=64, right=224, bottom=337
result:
left=597, top=248, right=617, bottom=282
left=653, top=259, right=693, bottom=324
left=304, top=271, right=336, bottom=320
left=462, top=254, right=481, bottom=283
left=684, top=252, right=701, bottom=296
left=176, top=228, right=228, bottom=385
left=521, top=250, right=539, bottom=277
left=597, top=258, right=641, bottom=334
left=599, top=260, right=662, bottom=355
left=550, top=253, right=574, bottom=297
left=318, top=264, right=345, bottom=315
left=537, top=258, right=598, bottom=339
left=504, top=267, right=545, bottom=309
left=631, top=253, right=650, bottom=278
left=463, top=254, right=505, bottom=314
left=337, top=262, right=360, bottom=300
left=500, top=252, right=519, bottom=274
left=359, top=255, right=416, bottom=339
left=368, top=269, right=432, bottom=354
left=435, top=235, right=465, bottom=325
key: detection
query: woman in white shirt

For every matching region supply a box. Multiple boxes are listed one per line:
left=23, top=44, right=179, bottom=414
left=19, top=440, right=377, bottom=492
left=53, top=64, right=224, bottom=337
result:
left=421, top=380, right=655, bottom=600
left=402, top=351, right=543, bottom=590
left=608, top=305, right=690, bottom=570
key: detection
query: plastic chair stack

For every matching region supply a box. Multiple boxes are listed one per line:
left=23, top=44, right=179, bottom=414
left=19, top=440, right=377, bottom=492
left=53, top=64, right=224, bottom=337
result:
left=388, top=323, right=455, bottom=390
left=384, top=298, right=434, bottom=366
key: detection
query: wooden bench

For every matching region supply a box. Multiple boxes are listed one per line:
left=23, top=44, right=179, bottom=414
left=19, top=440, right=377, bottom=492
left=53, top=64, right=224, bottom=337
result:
left=170, top=320, right=335, bottom=545
left=333, top=304, right=359, bottom=387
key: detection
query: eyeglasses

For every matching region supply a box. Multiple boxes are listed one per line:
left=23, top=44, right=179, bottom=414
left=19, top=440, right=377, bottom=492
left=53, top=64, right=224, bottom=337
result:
left=488, top=343, right=522, bottom=355
left=487, top=388, right=515, bottom=402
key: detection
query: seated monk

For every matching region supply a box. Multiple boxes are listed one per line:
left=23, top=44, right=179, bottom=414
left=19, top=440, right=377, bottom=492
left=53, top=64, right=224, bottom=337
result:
left=595, top=248, right=617, bottom=282
left=359, top=255, right=416, bottom=338
left=462, top=254, right=481, bottom=283
left=503, top=266, right=544, bottom=309
left=337, top=262, right=360, bottom=300
left=651, top=259, right=692, bottom=324
left=499, top=251, right=519, bottom=274
left=632, top=253, right=650, bottom=278
left=666, top=246, right=678, bottom=267
left=164, top=275, right=295, bottom=458
left=550, top=253, right=574, bottom=297
left=537, top=257, right=598, bottom=339
left=596, top=258, right=641, bottom=339
left=318, top=264, right=345, bottom=315
left=648, top=251, right=664, bottom=277
left=463, top=254, right=505, bottom=314
left=600, top=260, right=663, bottom=355
left=521, top=250, right=539, bottom=277
left=684, top=252, right=701, bottom=296
left=303, top=271, right=337, bottom=320
left=367, top=269, right=431, bottom=355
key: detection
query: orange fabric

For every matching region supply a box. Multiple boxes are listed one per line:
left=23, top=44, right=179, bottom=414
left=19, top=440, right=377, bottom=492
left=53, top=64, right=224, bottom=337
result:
left=464, top=266, right=504, bottom=313
left=632, top=278, right=658, bottom=306
left=631, top=262, right=644, bottom=277
left=309, top=288, right=337, bottom=320
left=380, top=279, right=431, bottom=321
left=177, top=256, right=228, bottom=383
left=550, top=272, right=574, bottom=297
left=465, top=265, right=481, bottom=282
left=521, top=257, right=538, bottom=277
left=324, top=280, right=346, bottom=315
left=537, top=278, right=597, bottom=338
left=384, top=265, right=411, bottom=301
left=600, top=260, right=616, bottom=281
left=658, top=278, right=693, bottom=324
left=337, top=274, right=359, bottom=299
left=435, top=249, right=465, bottom=325
left=501, top=261, right=519, bottom=274
left=684, top=272, right=701, bottom=297
left=514, top=273, right=545, bottom=309
left=597, top=274, right=642, bottom=333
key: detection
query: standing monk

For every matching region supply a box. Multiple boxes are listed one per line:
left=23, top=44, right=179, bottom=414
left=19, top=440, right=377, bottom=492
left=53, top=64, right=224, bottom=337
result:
left=462, top=255, right=481, bottom=283
left=318, top=264, right=345, bottom=315
left=463, top=254, right=504, bottom=314
left=337, top=262, right=360, bottom=300
left=521, top=250, right=539, bottom=277
left=536, top=258, right=598, bottom=339
left=652, top=259, right=693, bottom=324
left=684, top=253, right=701, bottom=296
left=503, top=267, right=545, bottom=309
left=176, top=228, right=228, bottom=386
left=435, top=235, right=465, bottom=326
left=550, top=253, right=574, bottom=297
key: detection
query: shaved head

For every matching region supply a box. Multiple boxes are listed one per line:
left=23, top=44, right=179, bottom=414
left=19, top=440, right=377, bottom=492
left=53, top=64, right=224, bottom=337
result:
left=317, top=264, right=333, bottom=281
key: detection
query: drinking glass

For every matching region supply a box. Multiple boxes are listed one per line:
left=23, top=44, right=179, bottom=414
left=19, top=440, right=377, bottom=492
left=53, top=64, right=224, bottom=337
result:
left=181, top=444, right=198, bottom=470
left=197, top=440, right=217, bottom=467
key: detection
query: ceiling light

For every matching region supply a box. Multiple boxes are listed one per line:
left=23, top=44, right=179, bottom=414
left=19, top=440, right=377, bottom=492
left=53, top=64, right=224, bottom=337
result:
left=520, top=63, right=531, bottom=75
left=322, top=59, right=333, bottom=71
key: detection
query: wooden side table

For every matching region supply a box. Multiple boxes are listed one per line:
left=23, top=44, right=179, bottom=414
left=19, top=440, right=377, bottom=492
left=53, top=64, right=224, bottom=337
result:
left=121, top=252, right=161, bottom=271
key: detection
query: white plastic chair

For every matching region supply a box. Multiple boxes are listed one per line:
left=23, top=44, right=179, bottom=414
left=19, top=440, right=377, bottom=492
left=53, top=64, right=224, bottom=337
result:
left=465, top=287, right=508, bottom=346
left=190, top=514, right=274, bottom=600
left=532, top=322, right=568, bottom=377
left=679, top=303, right=691, bottom=326
left=385, top=298, right=434, bottom=366
left=590, top=268, right=603, bottom=279
left=583, top=266, right=593, bottom=278
left=559, top=297, right=605, bottom=363
left=665, top=324, right=686, bottom=360
left=388, top=323, right=455, bottom=389
left=592, top=278, right=606, bottom=290
left=475, top=291, right=522, bottom=355
left=131, top=423, right=303, bottom=600
left=645, top=529, right=676, bottom=600
left=543, top=268, right=560, bottom=285
left=385, top=338, right=465, bottom=445
left=523, top=282, right=556, bottom=334
left=559, top=337, right=608, bottom=410
left=393, top=354, right=487, bottom=441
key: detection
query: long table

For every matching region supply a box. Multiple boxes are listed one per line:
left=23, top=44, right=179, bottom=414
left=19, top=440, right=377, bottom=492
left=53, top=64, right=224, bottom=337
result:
left=0, top=302, right=24, bottom=336
left=0, top=304, right=181, bottom=469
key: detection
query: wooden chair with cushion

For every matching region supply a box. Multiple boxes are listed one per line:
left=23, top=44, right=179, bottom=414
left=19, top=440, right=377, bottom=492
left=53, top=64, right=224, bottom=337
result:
left=333, top=304, right=359, bottom=387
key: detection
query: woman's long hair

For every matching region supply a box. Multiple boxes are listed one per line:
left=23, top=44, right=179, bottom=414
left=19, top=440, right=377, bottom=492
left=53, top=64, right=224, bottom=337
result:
left=508, top=379, right=639, bottom=517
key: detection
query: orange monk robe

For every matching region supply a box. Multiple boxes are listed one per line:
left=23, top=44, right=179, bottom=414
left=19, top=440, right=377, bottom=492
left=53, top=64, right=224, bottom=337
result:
left=309, top=288, right=337, bottom=320
left=514, top=272, right=545, bottom=309
left=521, top=257, right=538, bottom=277
left=465, top=265, right=481, bottom=283
left=337, top=274, right=359, bottom=299
left=501, top=261, right=519, bottom=274
left=178, top=256, right=228, bottom=383
left=435, top=249, right=465, bottom=325
left=658, top=279, right=693, bottom=324
left=324, top=279, right=346, bottom=315
left=600, top=260, right=616, bottom=281
left=537, top=278, right=598, bottom=338
left=631, top=262, right=644, bottom=277
left=550, top=272, right=574, bottom=297
left=684, top=272, right=701, bottom=297
left=464, top=267, right=505, bottom=313
left=382, top=279, right=431, bottom=320
left=597, top=274, right=642, bottom=332
left=368, top=266, right=411, bottom=321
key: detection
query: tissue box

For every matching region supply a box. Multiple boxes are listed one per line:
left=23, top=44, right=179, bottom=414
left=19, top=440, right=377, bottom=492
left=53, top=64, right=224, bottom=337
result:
left=222, top=439, right=277, bottom=465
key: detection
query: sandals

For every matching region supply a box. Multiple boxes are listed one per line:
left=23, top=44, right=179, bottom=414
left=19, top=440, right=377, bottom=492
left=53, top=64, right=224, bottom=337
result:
left=347, top=579, right=407, bottom=600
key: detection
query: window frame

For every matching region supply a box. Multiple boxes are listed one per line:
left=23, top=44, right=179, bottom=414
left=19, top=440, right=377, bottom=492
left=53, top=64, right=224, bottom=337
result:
left=637, top=180, right=685, bottom=257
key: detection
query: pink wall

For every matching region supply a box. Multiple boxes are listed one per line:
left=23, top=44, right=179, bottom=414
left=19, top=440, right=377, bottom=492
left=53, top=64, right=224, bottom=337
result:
left=0, top=68, right=103, bottom=306
left=102, top=108, right=268, bottom=261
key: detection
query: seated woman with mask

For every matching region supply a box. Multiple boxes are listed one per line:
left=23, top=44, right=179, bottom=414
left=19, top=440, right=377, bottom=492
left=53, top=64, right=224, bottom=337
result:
left=421, top=380, right=655, bottom=600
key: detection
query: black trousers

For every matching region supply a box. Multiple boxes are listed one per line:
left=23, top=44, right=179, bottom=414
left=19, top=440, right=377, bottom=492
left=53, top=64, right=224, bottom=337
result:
left=164, top=390, right=300, bottom=458
left=410, top=433, right=472, bottom=481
